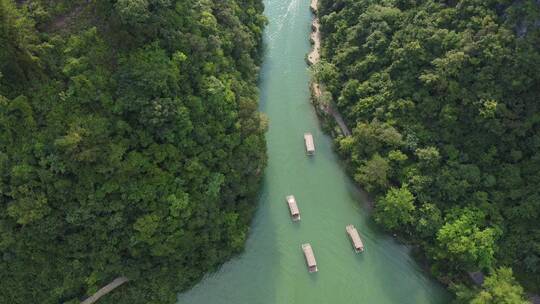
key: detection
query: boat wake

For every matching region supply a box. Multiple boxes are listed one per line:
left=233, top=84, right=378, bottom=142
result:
left=267, top=0, right=301, bottom=45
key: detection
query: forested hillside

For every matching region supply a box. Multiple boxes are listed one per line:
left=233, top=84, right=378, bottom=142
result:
left=316, top=0, right=540, bottom=301
left=0, top=0, right=267, bottom=303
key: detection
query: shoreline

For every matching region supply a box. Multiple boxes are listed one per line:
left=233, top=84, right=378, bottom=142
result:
left=307, top=0, right=351, bottom=137
left=305, top=4, right=540, bottom=303
left=307, top=0, right=320, bottom=65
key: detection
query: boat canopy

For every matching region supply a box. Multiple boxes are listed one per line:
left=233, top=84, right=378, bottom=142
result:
left=346, top=224, right=364, bottom=252
left=302, top=243, right=318, bottom=272
left=286, top=195, right=301, bottom=221
left=304, top=133, right=315, bottom=154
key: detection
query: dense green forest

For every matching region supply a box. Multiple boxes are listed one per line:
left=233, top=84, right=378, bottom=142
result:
left=315, top=0, right=540, bottom=302
left=0, top=0, right=267, bottom=303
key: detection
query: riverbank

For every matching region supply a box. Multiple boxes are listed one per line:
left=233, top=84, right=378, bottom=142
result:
left=305, top=0, right=451, bottom=295
left=307, top=0, right=320, bottom=64
left=177, top=1, right=452, bottom=302
left=307, top=1, right=540, bottom=302
left=307, top=0, right=351, bottom=137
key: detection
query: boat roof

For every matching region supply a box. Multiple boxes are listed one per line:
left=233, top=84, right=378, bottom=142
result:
left=302, top=243, right=317, bottom=267
left=304, top=133, right=315, bottom=151
left=346, top=225, right=364, bottom=248
left=287, top=196, right=299, bottom=215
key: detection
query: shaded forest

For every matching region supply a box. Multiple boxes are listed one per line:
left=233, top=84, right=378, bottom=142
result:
left=0, top=0, right=267, bottom=303
left=316, top=0, right=540, bottom=302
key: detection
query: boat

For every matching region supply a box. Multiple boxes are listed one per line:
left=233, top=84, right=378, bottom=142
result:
left=302, top=243, right=318, bottom=272
left=346, top=224, right=364, bottom=253
left=304, top=132, right=315, bottom=155
left=286, top=195, right=301, bottom=221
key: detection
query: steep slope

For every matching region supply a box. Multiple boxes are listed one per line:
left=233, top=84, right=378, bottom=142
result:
left=0, top=0, right=267, bottom=303
left=316, top=0, right=540, bottom=299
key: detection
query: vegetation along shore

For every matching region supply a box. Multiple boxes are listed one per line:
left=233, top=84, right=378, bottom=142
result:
left=311, top=0, right=540, bottom=302
left=0, top=0, right=267, bottom=303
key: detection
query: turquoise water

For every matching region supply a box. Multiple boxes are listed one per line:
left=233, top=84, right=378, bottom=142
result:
left=177, top=0, right=451, bottom=303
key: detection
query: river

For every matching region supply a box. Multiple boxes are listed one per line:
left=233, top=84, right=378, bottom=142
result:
left=177, top=0, right=451, bottom=303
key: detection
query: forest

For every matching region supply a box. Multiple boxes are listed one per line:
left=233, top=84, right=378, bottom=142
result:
left=0, top=0, right=267, bottom=303
left=315, top=0, right=540, bottom=302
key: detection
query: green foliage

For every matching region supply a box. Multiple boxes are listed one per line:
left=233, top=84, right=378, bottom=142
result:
left=0, top=0, right=267, bottom=303
left=454, top=267, right=528, bottom=304
left=348, top=120, right=403, bottom=160
left=415, top=203, right=443, bottom=239
left=0, top=0, right=41, bottom=95
left=436, top=208, right=498, bottom=271
left=374, top=186, right=415, bottom=230
left=311, top=60, right=339, bottom=93
left=415, top=146, right=440, bottom=168
left=354, top=153, right=390, bottom=193
left=115, top=0, right=150, bottom=26
left=319, top=0, right=540, bottom=294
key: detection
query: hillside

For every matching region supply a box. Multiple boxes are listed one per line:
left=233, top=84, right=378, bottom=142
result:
left=0, top=0, right=267, bottom=303
left=316, top=0, right=540, bottom=301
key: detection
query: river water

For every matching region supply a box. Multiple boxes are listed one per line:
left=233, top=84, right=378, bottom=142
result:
left=177, top=0, right=451, bottom=303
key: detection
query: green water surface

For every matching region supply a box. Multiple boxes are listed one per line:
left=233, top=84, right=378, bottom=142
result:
left=177, top=0, right=451, bottom=303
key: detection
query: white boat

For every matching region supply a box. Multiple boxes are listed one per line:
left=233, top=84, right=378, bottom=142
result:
left=302, top=243, right=318, bottom=272
left=304, top=133, right=315, bottom=155
left=286, top=195, right=300, bottom=221
left=346, top=224, right=364, bottom=253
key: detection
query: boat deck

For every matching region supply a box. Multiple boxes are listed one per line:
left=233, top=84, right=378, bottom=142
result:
left=304, top=133, right=315, bottom=155
left=302, top=243, right=318, bottom=272
left=346, top=224, right=364, bottom=253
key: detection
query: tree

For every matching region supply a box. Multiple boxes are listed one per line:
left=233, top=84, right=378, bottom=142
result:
left=0, top=0, right=40, bottom=95
left=374, top=185, right=415, bottom=230
left=415, top=146, right=440, bottom=168
left=436, top=208, right=498, bottom=270
left=350, top=119, right=403, bottom=158
left=354, top=153, right=390, bottom=193
left=454, top=267, right=528, bottom=304
left=0, top=0, right=268, bottom=303
left=317, top=0, right=540, bottom=293
left=415, top=203, right=443, bottom=238
left=471, top=267, right=528, bottom=304
left=311, top=60, right=339, bottom=93
left=115, top=0, right=150, bottom=26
